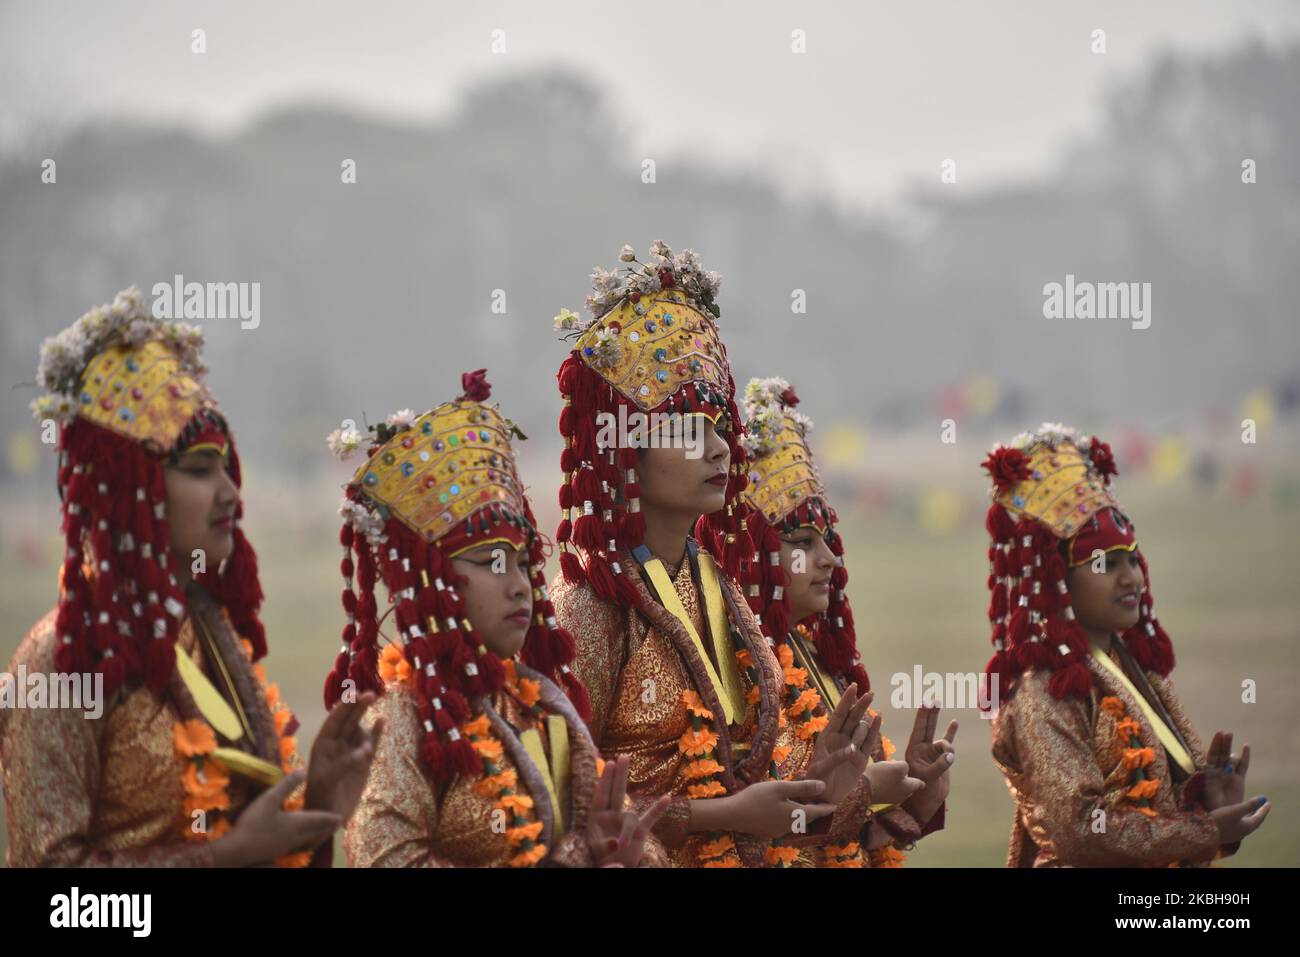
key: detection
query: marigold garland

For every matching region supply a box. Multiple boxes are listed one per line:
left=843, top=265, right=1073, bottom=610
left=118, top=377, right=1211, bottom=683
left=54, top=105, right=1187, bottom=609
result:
left=383, top=645, right=552, bottom=867
left=172, top=636, right=312, bottom=866
left=244, top=638, right=312, bottom=867
left=678, top=690, right=743, bottom=866
left=867, top=846, right=907, bottom=868
left=727, top=636, right=802, bottom=867
left=822, top=841, right=865, bottom=868
left=1101, top=695, right=1160, bottom=818
left=465, top=704, right=550, bottom=867
left=776, top=640, right=873, bottom=868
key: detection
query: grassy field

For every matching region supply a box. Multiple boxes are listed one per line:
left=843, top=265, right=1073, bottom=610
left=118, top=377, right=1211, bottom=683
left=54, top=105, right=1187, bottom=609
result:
left=2, top=482, right=1297, bottom=866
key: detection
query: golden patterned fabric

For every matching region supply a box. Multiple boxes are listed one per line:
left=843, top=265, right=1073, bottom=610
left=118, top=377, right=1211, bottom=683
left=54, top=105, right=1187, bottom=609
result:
left=344, top=666, right=657, bottom=867
left=1, top=591, right=282, bottom=867
left=991, top=644, right=1221, bottom=867
left=552, top=546, right=809, bottom=867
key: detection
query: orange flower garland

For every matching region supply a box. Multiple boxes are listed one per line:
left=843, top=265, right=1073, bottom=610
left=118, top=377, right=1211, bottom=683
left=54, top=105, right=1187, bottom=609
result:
left=1101, top=695, right=1160, bottom=818
left=779, top=636, right=874, bottom=868
left=172, top=637, right=312, bottom=865
left=175, top=718, right=232, bottom=841
left=727, top=638, right=802, bottom=867
left=241, top=638, right=312, bottom=867
left=777, top=644, right=830, bottom=741
left=822, top=841, right=864, bottom=868
left=465, top=709, right=549, bottom=867
left=378, top=641, right=412, bottom=685
left=383, top=643, right=551, bottom=867
left=678, top=690, right=743, bottom=866
left=867, top=846, right=906, bottom=868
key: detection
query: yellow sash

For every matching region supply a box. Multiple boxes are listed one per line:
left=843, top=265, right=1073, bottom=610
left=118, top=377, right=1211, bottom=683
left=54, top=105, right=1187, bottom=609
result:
left=695, top=553, right=750, bottom=722
left=1089, top=640, right=1196, bottom=776
left=210, top=746, right=283, bottom=787
left=175, top=650, right=244, bottom=740
left=175, top=632, right=284, bottom=786
left=547, top=715, right=572, bottom=835
left=640, top=555, right=746, bottom=726
left=519, top=718, right=571, bottom=837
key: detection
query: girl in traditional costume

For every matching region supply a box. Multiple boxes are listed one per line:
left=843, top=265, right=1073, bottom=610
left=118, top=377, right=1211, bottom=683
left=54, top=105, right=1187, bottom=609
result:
left=550, top=242, right=877, bottom=868
left=730, top=376, right=955, bottom=867
left=2, top=287, right=378, bottom=867
left=981, top=423, right=1270, bottom=866
left=331, top=370, right=667, bottom=867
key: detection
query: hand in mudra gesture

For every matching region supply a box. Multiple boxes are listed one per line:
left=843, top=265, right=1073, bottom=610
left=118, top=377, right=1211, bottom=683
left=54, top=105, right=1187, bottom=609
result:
left=305, top=691, right=385, bottom=822
left=806, top=683, right=874, bottom=805
left=902, top=703, right=957, bottom=823
left=1203, top=731, right=1249, bottom=812
left=587, top=754, right=671, bottom=867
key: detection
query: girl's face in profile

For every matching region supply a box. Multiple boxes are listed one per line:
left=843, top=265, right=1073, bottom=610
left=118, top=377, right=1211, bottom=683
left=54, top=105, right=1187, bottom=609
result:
left=779, top=525, right=836, bottom=624
left=451, top=541, right=534, bottom=658
left=164, top=447, right=239, bottom=576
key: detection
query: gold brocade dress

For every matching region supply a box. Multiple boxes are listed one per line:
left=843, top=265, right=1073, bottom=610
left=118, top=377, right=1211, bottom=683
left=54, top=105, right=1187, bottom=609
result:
left=551, top=546, right=874, bottom=867
left=345, top=660, right=657, bottom=867
left=991, top=640, right=1227, bottom=867
left=1, top=586, right=299, bottom=867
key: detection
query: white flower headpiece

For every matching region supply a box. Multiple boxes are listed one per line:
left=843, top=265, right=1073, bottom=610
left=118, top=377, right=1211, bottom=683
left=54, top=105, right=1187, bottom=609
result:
left=557, top=240, right=723, bottom=331
left=30, top=286, right=207, bottom=424
left=1009, top=422, right=1083, bottom=451
left=339, top=498, right=387, bottom=544
left=741, top=376, right=813, bottom=460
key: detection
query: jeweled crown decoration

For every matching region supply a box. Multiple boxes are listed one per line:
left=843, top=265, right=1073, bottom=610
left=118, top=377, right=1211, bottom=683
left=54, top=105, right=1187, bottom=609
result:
left=31, top=286, right=212, bottom=452
left=331, top=379, right=531, bottom=548
left=740, top=377, right=823, bottom=524
left=76, top=341, right=211, bottom=451
left=554, top=241, right=730, bottom=412
left=987, top=423, right=1120, bottom=539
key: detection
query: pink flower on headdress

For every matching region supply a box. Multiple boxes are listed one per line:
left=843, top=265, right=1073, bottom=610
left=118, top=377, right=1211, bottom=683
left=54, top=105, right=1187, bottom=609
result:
left=1088, top=436, right=1118, bottom=484
left=461, top=369, right=492, bottom=402
left=982, top=446, right=1032, bottom=493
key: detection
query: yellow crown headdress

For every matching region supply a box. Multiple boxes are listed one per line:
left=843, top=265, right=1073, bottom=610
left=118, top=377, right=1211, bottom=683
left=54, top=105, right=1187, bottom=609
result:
left=987, top=423, right=1120, bottom=540
left=555, top=241, right=730, bottom=413
left=31, top=286, right=213, bottom=452
left=330, top=372, right=531, bottom=553
left=740, top=376, right=825, bottom=526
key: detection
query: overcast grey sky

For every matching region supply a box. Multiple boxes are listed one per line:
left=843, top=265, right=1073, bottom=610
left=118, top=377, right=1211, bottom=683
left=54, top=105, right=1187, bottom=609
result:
left=2, top=0, right=1297, bottom=210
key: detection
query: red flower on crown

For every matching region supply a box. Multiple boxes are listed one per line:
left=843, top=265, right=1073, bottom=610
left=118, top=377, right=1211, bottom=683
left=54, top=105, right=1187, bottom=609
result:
left=780, top=386, right=800, bottom=407
left=461, top=369, right=492, bottom=402
left=982, top=446, right=1032, bottom=493
left=1088, top=437, right=1117, bottom=484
